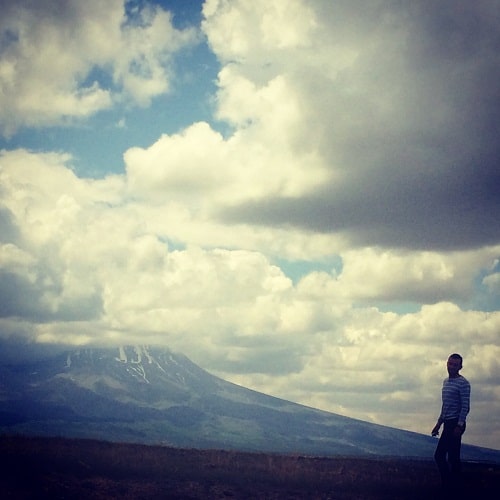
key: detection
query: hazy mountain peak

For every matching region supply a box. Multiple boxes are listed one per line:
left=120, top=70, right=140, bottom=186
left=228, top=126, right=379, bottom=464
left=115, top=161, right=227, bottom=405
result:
left=61, top=345, right=211, bottom=392
left=66, top=345, right=173, bottom=366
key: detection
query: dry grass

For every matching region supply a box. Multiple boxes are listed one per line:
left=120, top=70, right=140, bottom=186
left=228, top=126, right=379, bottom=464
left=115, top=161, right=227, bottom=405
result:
left=1, top=435, right=498, bottom=499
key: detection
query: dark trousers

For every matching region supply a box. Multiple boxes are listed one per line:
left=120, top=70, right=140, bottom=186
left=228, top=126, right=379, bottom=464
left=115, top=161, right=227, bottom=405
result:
left=434, top=418, right=464, bottom=486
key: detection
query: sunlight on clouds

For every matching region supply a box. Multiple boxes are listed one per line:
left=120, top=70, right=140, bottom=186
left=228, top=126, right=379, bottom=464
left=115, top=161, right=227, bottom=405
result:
left=0, top=0, right=196, bottom=134
left=467, top=344, right=500, bottom=383
left=125, top=122, right=228, bottom=201
left=216, top=70, right=307, bottom=155
left=0, top=243, right=36, bottom=276
left=125, top=117, right=329, bottom=209
left=381, top=391, right=413, bottom=402
left=339, top=247, right=499, bottom=304
left=203, top=0, right=317, bottom=62
left=115, top=4, right=196, bottom=106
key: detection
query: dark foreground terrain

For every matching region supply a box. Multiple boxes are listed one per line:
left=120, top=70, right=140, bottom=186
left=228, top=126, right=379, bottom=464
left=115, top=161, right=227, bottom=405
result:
left=1, top=435, right=499, bottom=499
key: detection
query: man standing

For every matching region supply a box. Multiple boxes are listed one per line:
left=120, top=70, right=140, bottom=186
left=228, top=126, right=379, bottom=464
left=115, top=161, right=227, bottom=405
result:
left=431, top=353, right=471, bottom=490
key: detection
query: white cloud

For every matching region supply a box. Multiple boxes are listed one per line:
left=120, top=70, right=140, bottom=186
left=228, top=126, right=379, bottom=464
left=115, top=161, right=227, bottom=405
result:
left=338, top=247, right=499, bottom=304
left=203, top=0, right=317, bottom=62
left=124, top=116, right=329, bottom=211
left=125, top=122, right=229, bottom=202
left=203, top=0, right=500, bottom=251
left=0, top=0, right=197, bottom=135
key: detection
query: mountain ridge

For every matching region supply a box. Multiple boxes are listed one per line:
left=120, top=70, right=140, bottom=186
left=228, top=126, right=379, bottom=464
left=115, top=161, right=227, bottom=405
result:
left=1, top=345, right=499, bottom=462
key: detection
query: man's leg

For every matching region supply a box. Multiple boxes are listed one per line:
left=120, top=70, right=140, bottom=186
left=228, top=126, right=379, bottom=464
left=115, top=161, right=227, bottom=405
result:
left=448, top=424, right=464, bottom=487
left=434, top=430, right=451, bottom=484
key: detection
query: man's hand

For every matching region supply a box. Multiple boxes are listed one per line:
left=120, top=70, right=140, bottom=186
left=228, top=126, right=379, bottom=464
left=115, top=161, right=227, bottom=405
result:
left=453, top=425, right=464, bottom=437
left=431, top=424, right=441, bottom=437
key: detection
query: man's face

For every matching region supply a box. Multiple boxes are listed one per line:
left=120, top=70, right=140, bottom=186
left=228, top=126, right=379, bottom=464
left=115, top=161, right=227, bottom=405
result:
left=447, top=357, right=462, bottom=377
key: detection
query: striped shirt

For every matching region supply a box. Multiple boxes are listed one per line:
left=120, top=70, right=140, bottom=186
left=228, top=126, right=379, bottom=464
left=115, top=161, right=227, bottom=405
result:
left=438, top=375, right=471, bottom=425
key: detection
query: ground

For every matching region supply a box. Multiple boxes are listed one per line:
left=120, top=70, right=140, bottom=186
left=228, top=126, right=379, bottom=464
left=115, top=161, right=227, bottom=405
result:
left=1, top=435, right=499, bottom=499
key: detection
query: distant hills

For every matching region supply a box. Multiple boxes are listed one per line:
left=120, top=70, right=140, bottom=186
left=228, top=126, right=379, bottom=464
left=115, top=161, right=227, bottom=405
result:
left=1, top=345, right=498, bottom=462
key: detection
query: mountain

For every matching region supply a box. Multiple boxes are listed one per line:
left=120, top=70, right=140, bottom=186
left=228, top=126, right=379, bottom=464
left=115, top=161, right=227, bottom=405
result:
left=0, top=345, right=498, bottom=462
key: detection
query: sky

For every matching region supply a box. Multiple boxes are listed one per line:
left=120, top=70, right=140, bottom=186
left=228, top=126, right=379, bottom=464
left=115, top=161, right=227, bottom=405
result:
left=0, top=0, right=499, bottom=451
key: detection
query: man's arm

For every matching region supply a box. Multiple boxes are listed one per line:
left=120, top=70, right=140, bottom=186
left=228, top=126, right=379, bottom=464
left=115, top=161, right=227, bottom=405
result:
left=458, top=379, right=471, bottom=427
left=432, top=380, right=445, bottom=436
left=452, top=378, right=471, bottom=437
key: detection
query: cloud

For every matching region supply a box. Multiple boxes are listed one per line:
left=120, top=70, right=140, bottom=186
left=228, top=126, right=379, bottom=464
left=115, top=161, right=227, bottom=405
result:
left=0, top=0, right=197, bottom=135
left=0, top=149, right=114, bottom=322
left=202, top=0, right=500, bottom=251
left=1, top=148, right=300, bottom=345
left=337, top=247, right=498, bottom=304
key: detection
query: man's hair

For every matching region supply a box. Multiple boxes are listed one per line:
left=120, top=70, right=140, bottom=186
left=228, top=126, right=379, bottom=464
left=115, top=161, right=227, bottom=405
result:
left=449, top=353, right=463, bottom=364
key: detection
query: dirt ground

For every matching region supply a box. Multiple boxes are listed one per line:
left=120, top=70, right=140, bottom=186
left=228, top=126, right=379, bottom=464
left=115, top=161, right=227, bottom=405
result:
left=1, top=435, right=499, bottom=499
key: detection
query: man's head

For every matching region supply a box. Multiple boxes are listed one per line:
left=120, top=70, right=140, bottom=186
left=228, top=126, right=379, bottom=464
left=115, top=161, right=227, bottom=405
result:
left=447, top=353, right=463, bottom=378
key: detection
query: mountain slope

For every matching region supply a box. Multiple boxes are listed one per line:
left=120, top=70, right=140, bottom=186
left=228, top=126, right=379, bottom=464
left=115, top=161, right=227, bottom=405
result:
left=0, top=345, right=498, bottom=462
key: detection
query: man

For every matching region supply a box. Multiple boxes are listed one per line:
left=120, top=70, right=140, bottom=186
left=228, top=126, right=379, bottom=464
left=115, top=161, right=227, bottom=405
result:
left=431, top=353, right=471, bottom=489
